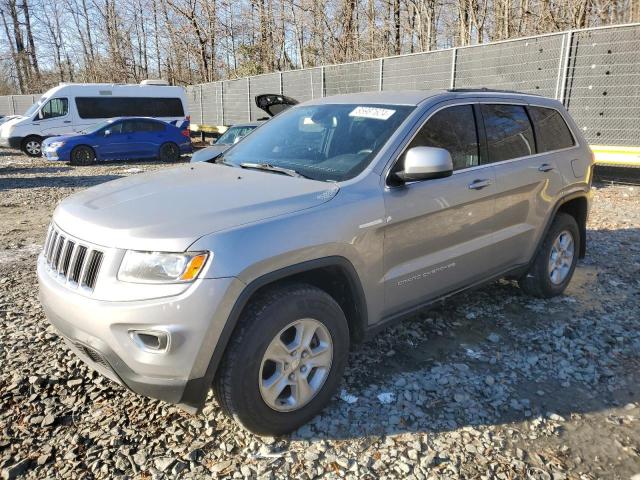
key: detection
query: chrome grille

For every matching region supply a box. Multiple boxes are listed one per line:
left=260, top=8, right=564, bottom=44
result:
left=42, top=225, right=104, bottom=291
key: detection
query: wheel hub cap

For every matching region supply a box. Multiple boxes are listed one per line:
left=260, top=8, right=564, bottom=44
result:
left=259, top=318, right=333, bottom=412
left=548, top=230, right=575, bottom=285
left=26, top=141, right=40, bottom=154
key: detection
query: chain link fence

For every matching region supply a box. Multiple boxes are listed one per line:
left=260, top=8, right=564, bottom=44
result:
left=1, top=23, right=638, bottom=147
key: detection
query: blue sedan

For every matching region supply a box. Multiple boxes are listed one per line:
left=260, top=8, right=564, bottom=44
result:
left=42, top=117, right=192, bottom=165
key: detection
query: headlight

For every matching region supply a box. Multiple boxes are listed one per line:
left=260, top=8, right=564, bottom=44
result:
left=48, top=141, right=65, bottom=149
left=118, top=250, right=209, bottom=283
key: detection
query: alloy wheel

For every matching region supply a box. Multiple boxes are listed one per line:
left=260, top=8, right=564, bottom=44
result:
left=548, top=230, right=575, bottom=285
left=259, top=318, right=333, bottom=412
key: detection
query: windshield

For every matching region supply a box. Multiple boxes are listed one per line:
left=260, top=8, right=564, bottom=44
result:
left=217, top=125, right=258, bottom=145
left=81, top=120, right=112, bottom=134
left=23, top=98, right=44, bottom=117
left=218, top=104, right=414, bottom=182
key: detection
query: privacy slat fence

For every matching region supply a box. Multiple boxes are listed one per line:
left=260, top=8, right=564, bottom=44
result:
left=1, top=23, right=639, bottom=147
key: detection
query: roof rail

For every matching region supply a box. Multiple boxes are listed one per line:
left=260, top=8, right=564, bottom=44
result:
left=447, top=87, right=544, bottom=97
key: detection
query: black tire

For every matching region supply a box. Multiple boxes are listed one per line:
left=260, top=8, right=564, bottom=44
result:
left=214, top=283, right=349, bottom=436
left=519, top=212, right=580, bottom=298
left=70, top=145, right=96, bottom=166
left=21, top=136, right=43, bottom=157
left=158, top=142, right=180, bottom=162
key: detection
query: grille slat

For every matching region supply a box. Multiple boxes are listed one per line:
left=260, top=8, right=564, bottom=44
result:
left=52, top=236, right=65, bottom=269
left=47, top=231, right=58, bottom=262
left=60, top=241, right=75, bottom=277
left=43, top=224, right=103, bottom=292
left=70, top=245, right=87, bottom=284
left=82, top=251, right=103, bottom=289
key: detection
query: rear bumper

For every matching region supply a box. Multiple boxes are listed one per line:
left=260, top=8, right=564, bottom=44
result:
left=37, top=253, right=245, bottom=412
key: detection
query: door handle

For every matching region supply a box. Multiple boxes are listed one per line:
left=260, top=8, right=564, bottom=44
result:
left=63, top=120, right=72, bottom=124
left=538, top=163, right=554, bottom=172
left=468, top=179, right=492, bottom=190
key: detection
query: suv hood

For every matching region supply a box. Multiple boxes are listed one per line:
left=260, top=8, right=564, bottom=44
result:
left=53, top=163, right=339, bottom=251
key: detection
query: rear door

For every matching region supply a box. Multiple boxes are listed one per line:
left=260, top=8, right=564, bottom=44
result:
left=481, top=102, right=567, bottom=269
left=382, top=103, right=499, bottom=315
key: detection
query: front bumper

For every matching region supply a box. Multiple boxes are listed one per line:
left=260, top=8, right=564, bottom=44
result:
left=42, top=145, right=66, bottom=161
left=0, top=136, right=22, bottom=149
left=37, top=254, right=245, bottom=412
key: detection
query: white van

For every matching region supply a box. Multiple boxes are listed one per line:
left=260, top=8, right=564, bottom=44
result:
left=0, top=81, right=189, bottom=157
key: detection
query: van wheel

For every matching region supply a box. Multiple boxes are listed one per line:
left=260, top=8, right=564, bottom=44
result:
left=214, top=283, right=349, bottom=436
left=159, top=142, right=180, bottom=162
left=21, top=136, right=43, bottom=157
left=70, top=146, right=96, bottom=166
left=519, top=213, right=580, bottom=298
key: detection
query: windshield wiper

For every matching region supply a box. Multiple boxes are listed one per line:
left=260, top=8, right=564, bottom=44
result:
left=239, top=162, right=309, bottom=178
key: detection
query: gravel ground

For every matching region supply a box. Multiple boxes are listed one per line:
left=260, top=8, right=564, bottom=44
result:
left=1, top=151, right=639, bottom=480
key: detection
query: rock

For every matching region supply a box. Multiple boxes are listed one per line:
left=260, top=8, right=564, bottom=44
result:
left=154, top=457, right=175, bottom=472
left=1, top=459, right=33, bottom=480
left=41, top=414, right=55, bottom=427
left=487, top=333, right=501, bottom=343
left=210, top=460, right=232, bottom=473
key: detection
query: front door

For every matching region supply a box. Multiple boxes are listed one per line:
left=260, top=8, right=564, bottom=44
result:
left=36, top=98, right=73, bottom=136
left=382, top=103, right=499, bottom=315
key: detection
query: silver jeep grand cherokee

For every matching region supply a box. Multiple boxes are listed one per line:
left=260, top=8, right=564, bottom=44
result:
left=38, top=89, right=593, bottom=435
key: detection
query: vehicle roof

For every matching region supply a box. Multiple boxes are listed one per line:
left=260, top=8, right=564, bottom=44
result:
left=41, top=83, right=185, bottom=99
left=107, top=116, right=169, bottom=123
left=304, top=89, right=560, bottom=107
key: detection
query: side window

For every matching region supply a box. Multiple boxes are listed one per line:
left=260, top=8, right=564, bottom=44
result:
left=107, top=122, right=123, bottom=135
left=151, top=122, right=165, bottom=132
left=406, top=105, right=479, bottom=170
left=528, top=106, right=575, bottom=152
left=481, top=104, right=535, bottom=162
left=39, top=98, right=68, bottom=120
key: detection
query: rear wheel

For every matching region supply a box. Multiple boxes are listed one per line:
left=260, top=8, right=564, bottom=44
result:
left=158, top=142, right=180, bottom=162
left=519, top=212, right=580, bottom=298
left=70, top=145, right=96, bottom=166
left=214, top=284, right=349, bottom=436
left=21, top=136, right=43, bottom=157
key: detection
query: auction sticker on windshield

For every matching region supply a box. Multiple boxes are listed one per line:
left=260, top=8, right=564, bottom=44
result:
left=349, top=106, right=396, bottom=120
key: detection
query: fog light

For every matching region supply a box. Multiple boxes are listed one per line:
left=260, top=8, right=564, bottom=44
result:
left=129, top=329, right=170, bottom=353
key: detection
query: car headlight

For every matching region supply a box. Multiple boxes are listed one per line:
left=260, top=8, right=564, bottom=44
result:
left=48, top=141, right=65, bottom=149
left=118, top=250, right=209, bottom=283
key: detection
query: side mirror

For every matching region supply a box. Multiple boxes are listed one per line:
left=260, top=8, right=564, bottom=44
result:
left=395, top=146, right=453, bottom=182
left=104, top=129, right=111, bottom=136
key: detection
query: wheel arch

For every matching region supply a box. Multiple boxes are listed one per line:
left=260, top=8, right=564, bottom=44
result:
left=178, top=256, right=368, bottom=413
left=531, top=192, right=589, bottom=266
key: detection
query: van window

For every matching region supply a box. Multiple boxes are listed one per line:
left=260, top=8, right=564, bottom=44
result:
left=75, top=97, right=184, bottom=119
left=39, top=98, right=68, bottom=120
left=406, top=105, right=479, bottom=170
left=481, top=104, right=535, bottom=163
left=528, top=106, right=575, bottom=152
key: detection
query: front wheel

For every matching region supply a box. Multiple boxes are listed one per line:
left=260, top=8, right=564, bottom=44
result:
left=21, top=136, right=43, bottom=157
left=158, top=142, right=180, bottom=162
left=70, top=145, right=96, bottom=166
left=214, top=284, right=349, bottom=436
left=519, top=212, right=580, bottom=298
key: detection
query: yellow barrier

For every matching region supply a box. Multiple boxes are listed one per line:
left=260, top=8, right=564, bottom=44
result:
left=591, top=145, right=640, bottom=167
left=189, top=124, right=228, bottom=135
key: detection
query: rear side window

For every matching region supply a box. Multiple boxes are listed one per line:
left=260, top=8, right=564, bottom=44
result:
left=528, top=106, right=575, bottom=152
left=407, top=105, right=479, bottom=170
left=481, top=104, right=535, bottom=162
left=75, top=97, right=184, bottom=119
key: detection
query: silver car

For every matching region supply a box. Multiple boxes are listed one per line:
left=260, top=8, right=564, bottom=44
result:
left=38, top=89, right=593, bottom=435
left=190, top=122, right=262, bottom=163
